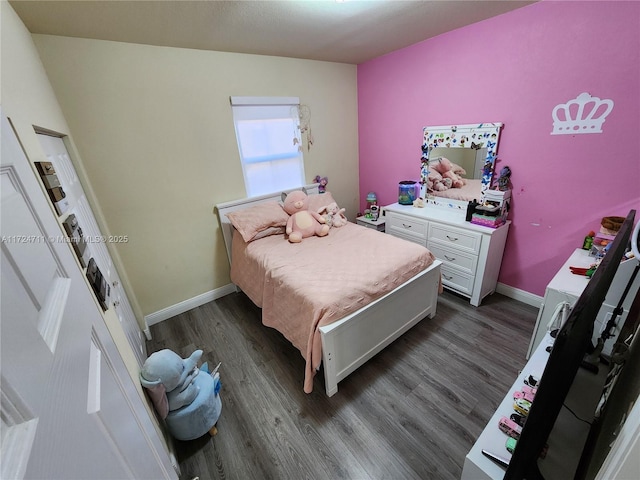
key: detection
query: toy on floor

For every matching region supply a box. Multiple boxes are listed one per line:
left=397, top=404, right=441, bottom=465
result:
left=140, top=349, right=222, bottom=440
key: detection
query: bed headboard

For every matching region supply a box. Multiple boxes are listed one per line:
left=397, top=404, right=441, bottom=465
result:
left=215, top=183, right=320, bottom=266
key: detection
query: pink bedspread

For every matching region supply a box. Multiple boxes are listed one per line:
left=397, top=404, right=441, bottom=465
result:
left=230, top=222, right=436, bottom=393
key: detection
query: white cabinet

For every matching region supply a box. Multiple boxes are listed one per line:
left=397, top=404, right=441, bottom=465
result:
left=528, top=248, right=640, bottom=359
left=384, top=202, right=510, bottom=306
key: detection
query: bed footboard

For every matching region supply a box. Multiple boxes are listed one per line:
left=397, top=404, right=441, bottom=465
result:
left=319, top=260, right=442, bottom=396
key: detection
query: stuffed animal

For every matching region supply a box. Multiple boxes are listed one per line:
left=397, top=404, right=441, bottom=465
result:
left=318, top=202, right=347, bottom=227
left=440, top=177, right=453, bottom=190
left=281, top=189, right=330, bottom=242
left=430, top=157, right=465, bottom=188
left=140, top=349, right=204, bottom=417
left=140, top=349, right=223, bottom=440
left=450, top=163, right=468, bottom=183
left=427, top=170, right=449, bottom=191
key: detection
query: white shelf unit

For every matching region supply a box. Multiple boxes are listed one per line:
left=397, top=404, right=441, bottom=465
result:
left=528, top=248, right=640, bottom=359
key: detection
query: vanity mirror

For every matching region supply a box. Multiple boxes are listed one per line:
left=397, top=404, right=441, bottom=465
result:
left=420, top=123, right=503, bottom=203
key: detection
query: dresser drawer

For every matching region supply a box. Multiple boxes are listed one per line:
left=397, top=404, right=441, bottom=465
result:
left=428, top=223, right=482, bottom=255
left=440, top=265, right=475, bottom=295
left=388, top=229, right=425, bottom=246
left=427, top=242, right=478, bottom=275
left=387, top=212, right=428, bottom=243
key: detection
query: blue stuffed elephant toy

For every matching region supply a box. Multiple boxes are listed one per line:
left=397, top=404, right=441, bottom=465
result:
left=140, top=349, right=222, bottom=440
left=140, top=349, right=203, bottom=412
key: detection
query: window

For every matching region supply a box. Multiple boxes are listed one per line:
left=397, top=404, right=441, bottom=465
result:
left=231, top=96, right=305, bottom=197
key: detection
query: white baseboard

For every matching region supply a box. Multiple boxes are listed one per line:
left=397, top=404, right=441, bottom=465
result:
left=142, top=282, right=540, bottom=339
left=496, top=282, right=543, bottom=308
left=144, top=284, right=237, bottom=333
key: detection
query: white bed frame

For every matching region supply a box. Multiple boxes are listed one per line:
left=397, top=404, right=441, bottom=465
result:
left=216, top=185, right=442, bottom=396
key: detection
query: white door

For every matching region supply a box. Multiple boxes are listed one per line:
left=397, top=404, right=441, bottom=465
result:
left=1, top=113, right=176, bottom=480
left=35, top=133, right=147, bottom=367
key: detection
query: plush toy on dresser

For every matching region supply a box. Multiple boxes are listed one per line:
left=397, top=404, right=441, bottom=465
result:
left=282, top=189, right=330, bottom=242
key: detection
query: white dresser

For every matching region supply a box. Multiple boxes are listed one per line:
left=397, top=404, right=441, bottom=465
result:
left=384, top=202, right=510, bottom=306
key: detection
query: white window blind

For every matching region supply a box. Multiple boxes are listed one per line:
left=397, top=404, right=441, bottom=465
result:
left=230, top=96, right=305, bottom=197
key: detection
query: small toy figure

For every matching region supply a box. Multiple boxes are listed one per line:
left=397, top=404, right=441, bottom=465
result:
left=497, top=166, right=512, bottom=191
left=314, top=175, right=328, bottom=194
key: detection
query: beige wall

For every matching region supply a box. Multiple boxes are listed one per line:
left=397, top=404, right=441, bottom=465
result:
left=31, top=34, right=359, bottom=319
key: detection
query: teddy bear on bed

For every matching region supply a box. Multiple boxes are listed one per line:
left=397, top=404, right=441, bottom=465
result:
left=430, top=157, right=466, bottom=188
left=282, top=189, right=330, bottom=242
left=318, top=202, right=347, bottom=228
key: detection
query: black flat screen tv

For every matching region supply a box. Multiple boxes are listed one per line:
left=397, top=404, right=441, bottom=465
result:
left=504, top=209, right=637, bottom=480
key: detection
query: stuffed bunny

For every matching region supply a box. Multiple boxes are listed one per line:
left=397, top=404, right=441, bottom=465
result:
left=318, top=202, right=347, bottom=227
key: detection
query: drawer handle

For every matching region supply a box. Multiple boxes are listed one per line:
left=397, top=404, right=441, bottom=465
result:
left=442, top=274, right=453, bottom=281
left=444, top=255, right=456, bottom=261
left=446, top=235, right=459, bottom=242
left=402, top=223, right=412, bottom=229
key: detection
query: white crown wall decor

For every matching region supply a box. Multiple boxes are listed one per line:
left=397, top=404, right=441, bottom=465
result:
left=551, top=92, right=614, bottom=135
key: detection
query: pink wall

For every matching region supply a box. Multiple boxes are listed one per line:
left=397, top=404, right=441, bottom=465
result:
left=358, top=1, right=640, bottom=297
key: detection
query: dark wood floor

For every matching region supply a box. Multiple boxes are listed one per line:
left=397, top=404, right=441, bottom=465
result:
left=147, top=289, right=538, bottom=480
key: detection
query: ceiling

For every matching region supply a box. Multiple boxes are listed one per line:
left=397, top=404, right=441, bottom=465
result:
left=9, top=0, right=535, bottom=65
